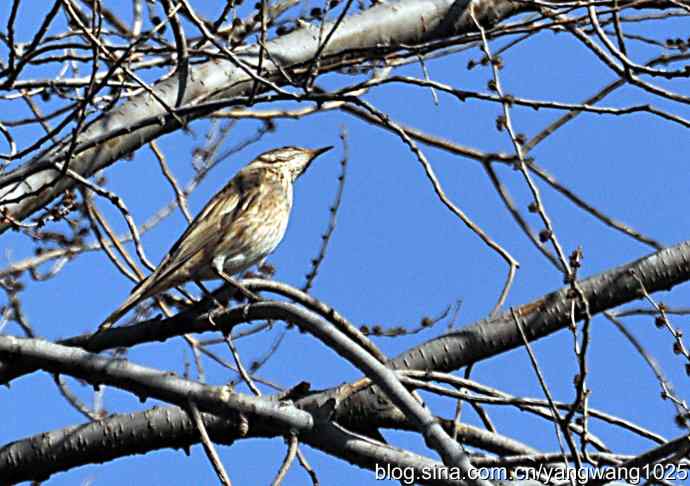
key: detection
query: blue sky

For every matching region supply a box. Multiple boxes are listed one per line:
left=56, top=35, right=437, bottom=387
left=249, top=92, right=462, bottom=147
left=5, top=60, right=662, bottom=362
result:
left=2, top=1, right=690, bottom=485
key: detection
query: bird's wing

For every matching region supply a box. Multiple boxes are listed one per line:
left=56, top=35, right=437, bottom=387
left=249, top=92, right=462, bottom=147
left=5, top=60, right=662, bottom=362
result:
left=139, top=169, right=261, bottom=296
left=99, top=172, right=248, bottom=331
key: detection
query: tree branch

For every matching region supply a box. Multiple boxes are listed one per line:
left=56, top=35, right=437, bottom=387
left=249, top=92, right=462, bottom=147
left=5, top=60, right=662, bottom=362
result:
left=0, top=0, right=524, bottom=233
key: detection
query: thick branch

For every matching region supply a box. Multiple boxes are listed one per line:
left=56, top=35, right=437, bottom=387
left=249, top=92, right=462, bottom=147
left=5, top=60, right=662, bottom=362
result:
left=0, top=336, right=313, bottom=433
left=2, top=241, right=689, bottom=481
left=0, top=404, right=489, bottom=485
left=2, top=242, right=690, bottom=425
left=330, top=240, right=690, bottom=427
left=0, top=0, right=523, bottom=232
left=0, top=407, right=244, bottom=484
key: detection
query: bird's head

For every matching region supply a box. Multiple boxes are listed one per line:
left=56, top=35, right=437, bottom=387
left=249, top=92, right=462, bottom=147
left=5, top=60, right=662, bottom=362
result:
left=252, top=145, right=333, bottom=182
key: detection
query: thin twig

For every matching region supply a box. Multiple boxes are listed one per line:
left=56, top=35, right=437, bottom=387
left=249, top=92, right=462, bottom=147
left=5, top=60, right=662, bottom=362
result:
left=186, top=399, right=233, bottom=486
left=224, top=332, right=262, bottom=396
left=270, top=433, right=299, bottom=486
left=511, top=308, right=580, bottom=478
left=302, top=127, right=348, bottom=292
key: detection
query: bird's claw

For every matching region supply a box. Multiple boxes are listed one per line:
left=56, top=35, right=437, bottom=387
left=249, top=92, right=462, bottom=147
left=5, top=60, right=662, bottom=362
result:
left=208, top=305, right=225, bottom=327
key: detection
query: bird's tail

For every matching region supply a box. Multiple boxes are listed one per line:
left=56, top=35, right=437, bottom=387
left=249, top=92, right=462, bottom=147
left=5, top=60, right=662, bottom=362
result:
left=97, top=279, right=152, bottom=333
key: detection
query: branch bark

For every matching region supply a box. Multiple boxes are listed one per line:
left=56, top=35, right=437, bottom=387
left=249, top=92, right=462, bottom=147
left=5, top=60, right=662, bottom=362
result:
left=0, top=335, right=313, bottom=432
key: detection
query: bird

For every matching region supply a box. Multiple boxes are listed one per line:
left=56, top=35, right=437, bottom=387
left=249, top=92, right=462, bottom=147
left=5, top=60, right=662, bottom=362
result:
left=98, top=145, right=333, bottom=332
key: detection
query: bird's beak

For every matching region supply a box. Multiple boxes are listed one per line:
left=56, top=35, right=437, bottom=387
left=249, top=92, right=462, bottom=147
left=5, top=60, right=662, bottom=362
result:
left=299, top=146, right=333, bottom=178
left=310, top=145, right=334, bottom=158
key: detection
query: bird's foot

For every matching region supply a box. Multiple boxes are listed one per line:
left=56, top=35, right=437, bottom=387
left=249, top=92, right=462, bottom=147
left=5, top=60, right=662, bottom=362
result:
left=257, top=261, right=276, bottom=278
left=241, top=303, right=251, bottom=320
left=215, top=270, right=262, bottom=303
left=208, top=305, right=225, bottom=327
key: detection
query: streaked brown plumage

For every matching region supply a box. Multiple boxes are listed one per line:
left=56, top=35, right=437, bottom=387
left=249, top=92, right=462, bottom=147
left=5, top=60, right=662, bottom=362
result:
left=99, top=145, right=332, bottom=331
